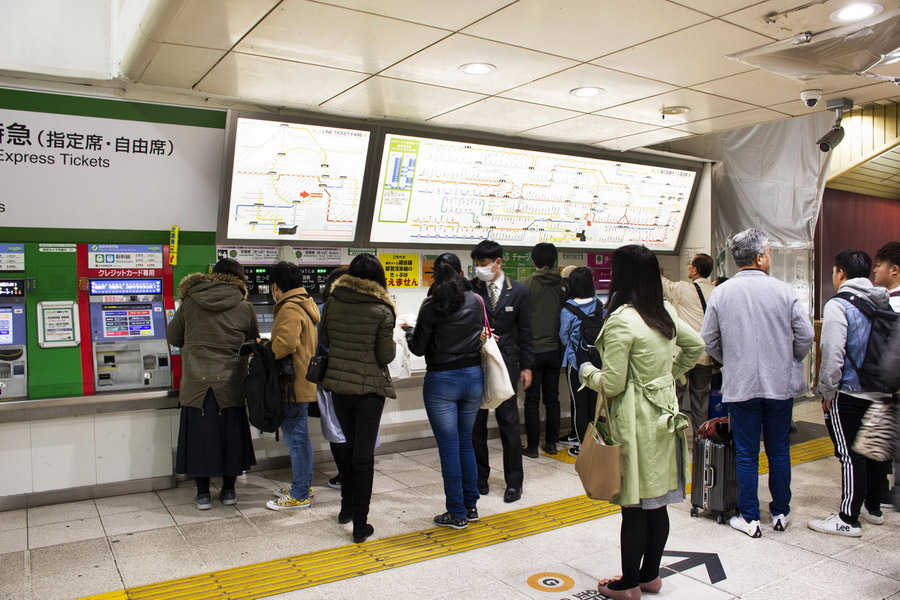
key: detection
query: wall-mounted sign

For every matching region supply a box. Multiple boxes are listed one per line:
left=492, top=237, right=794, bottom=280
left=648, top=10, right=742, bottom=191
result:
left=0, top=244, right=25, bottom=271
left=379, top=253, right=419, bottom=288
left=37, top=301, right=80, bottom=347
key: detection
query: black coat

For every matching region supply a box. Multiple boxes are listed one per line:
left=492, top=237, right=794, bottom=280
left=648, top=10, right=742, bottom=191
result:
left=470, top=276, right=534, bottom=383
left=408, top=291, right=483, bottom=369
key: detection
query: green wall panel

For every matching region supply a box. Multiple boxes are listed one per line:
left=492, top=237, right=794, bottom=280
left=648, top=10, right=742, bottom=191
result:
left=24, top=243, right=83, bottom=399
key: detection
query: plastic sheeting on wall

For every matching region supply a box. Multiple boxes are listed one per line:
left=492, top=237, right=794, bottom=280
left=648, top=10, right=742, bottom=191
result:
left=659, top=112, right=835, bottom=251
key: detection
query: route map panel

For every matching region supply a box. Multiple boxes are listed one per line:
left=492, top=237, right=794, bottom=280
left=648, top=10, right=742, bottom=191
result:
left=369, top=134, right=697, bottom=251
left=226, top=117, right=371, bottom=241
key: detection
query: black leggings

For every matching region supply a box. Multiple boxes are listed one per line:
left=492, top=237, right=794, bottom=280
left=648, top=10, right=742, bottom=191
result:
left=195, top=475, right=237, bottom=495
left=609, top=506, right=670, bottom=590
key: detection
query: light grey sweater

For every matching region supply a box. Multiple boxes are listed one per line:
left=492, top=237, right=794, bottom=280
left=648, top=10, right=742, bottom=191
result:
left=700, top=269, right=814, bottom=403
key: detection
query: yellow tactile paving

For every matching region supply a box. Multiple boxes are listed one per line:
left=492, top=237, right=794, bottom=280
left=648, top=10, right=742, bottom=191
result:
left=80, top=436, right=836, bottom=600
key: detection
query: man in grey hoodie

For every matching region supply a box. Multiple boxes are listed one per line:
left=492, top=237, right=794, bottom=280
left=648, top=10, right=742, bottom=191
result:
left=808, top=249, right=893, bottom=536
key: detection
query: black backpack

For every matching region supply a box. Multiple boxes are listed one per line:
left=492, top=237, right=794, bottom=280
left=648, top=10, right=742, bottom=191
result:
left=834, top=291, right=900, bottom=394
left=242, top=340, right=294, bottom=434
left=563, top=299, right=604, bottom=368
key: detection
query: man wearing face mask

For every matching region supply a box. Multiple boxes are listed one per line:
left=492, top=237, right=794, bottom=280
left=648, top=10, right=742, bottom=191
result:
left=470, top=240, right=534, bottom=503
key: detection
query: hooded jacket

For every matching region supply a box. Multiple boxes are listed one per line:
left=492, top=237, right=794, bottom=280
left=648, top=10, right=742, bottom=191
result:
left=320, top=274, right=396, bottom=398
left=522, top=266, right=566, bottom=353
left=818, top=277, right=892, bottom=400
left=167, top=272, right=260, bottom=410
left=271, top=286, right=320, bottom=403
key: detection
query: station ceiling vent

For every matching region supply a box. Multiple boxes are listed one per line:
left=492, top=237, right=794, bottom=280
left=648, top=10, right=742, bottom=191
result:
left=728, top=8, right=900, bottom=83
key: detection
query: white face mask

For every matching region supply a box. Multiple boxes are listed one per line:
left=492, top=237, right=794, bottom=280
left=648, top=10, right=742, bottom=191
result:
left=475, top=265, right=495, bottom=282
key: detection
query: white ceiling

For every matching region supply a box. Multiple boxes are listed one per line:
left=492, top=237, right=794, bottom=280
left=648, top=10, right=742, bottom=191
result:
left=129, top=0, right=900, bottom=151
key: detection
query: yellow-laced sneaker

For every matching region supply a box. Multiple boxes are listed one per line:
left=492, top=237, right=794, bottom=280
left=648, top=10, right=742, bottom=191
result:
left=266, top=495, right=311, bottom=511
left=275, top=486, right=314, bottom=499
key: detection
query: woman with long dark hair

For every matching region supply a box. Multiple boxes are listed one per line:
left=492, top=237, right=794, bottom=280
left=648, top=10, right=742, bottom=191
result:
left=406, top=253, right=485, bottom=529
left=168, top=258, right=259, bottom=510
left=580, top=245, right=704, bottom=600
left=319, top=253, right=396, bottom=543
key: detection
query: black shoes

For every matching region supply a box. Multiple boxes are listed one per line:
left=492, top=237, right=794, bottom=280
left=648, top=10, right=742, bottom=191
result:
left=434, top=512, right=468, bottom=530
left=466, top=507, right=479, bottom=522
left=219, top=489, right=237, bottom=506
left=559, top=432, right=579, bottom=447
left=328, top=475, right=342, bottom=490
left=503, top=487, right=521, bottom=503
left=353, top=524, right=374, bottom=543
left=195, top=493, right=212, bottom=510
left=477, top=481, right=489, bottom=495
left=338, top=509, right=352, bottom=524
left=542, top=442, right=558, bottom=455
left=522, top=446, right=539, bottom=458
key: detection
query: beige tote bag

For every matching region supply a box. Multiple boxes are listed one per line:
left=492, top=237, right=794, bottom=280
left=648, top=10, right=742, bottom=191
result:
left=477, top=295, right=514, bottom=409
left=574, top=380, right=621, bottom=501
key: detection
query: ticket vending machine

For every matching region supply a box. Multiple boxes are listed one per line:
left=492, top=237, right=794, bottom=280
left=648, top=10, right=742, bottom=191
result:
left=88, top=278, right=171, bottom=390
left=245, top=266, right=338, bottom=337
left=0, top=279, right=27, bottom=399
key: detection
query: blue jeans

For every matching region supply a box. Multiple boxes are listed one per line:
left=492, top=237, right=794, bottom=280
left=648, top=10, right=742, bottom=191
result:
left=729, top=398, right=793, bottom=521
left=424, top=366, right=483, bottom=518
left=281, top=402, right=313, bottom=501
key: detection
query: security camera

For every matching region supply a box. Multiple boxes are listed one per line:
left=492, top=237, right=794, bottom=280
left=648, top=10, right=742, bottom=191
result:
left=800, top=89, right=823, bottom=107
left=817, top=127, right=845, bottom=152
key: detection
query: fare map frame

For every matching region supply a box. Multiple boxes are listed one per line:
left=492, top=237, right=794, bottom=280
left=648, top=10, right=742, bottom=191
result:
left=220, top=115, right=374, bottom=244
left=368, top=132, right=700, bottom=252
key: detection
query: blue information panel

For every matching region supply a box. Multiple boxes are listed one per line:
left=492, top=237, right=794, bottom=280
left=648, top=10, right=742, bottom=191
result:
left=89, top=279, right=163, bottom=296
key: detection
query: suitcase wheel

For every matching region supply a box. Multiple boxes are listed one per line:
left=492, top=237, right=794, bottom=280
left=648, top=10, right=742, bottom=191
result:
left=716, top=513, right=726, bottom=525
left=690, top=507, right=699, bottom=518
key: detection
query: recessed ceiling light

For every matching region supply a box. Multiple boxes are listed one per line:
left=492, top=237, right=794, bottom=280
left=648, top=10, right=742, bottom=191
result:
left=458, top=63, right=496, bottom=75
left=829, top=3, right=883, bottom=22
left=569, top=86, right=604, bottom=97
left=659, top=106, right=690, bottom=116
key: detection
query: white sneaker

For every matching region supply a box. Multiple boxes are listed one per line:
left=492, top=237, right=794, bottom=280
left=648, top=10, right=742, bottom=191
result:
left=772, top=513, right=790, bottom=531
left=861, top=507, right=885, bottom=525
left=729, top=515, right=762, bottom=538
left=807, top=513, right=862, bottom=537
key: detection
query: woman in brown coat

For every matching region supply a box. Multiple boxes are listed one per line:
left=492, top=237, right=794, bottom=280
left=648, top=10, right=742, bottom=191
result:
left=168, top=258, right=259, bottom=510
left=265, top=262, right=321, bottom=511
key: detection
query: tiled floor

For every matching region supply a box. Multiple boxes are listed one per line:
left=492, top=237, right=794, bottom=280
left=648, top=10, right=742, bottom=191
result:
left=2, top=399, right=899, bottom=600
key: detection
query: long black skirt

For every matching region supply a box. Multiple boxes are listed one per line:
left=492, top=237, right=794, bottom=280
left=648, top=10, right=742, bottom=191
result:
left=175, top=388, right=256, bottom=478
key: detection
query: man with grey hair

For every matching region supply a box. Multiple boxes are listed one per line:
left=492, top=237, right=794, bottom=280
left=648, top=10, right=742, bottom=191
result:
left=700, top=228, right=814, bottom=538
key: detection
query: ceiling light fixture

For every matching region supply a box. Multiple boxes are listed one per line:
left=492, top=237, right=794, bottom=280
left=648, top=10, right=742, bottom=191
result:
left=458, top=63, right=496, bottom=75
left=829, top=3, right=883, bottom=23
left=569, top=86, right=603, bottom=97
left=659, top=106, right=690, bottom=120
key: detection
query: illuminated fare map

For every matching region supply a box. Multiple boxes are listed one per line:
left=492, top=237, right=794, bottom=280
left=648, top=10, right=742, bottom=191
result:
left=226, top=118, right=370, bottom=241
left=370, top=134, right=697, bottom=251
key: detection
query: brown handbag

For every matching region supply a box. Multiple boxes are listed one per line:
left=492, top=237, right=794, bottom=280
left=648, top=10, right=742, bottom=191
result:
left=574, top=379, right=621, bottom=501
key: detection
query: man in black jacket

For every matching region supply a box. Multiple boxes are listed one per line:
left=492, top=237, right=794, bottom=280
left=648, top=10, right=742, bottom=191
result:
left=470, top=240, right=534, bottom=503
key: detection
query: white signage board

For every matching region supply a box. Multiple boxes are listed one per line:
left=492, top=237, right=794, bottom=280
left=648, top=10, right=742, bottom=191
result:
left=224, top=117, right=370, bottom=242
left=370, top=134, right=697, bottom=251
left=37, top=301, right=80, bottom=347
left=0, top=107, right=224, bottom=231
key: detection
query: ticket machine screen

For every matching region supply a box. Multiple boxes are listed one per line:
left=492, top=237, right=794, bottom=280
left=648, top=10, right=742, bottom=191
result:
left=0, top=280, right=25, bottom=297
left=90, top=279, right=163, bottom=295
left=100, top=303, right=155, bottom=339
left=0, top=308, right=12, bottom=345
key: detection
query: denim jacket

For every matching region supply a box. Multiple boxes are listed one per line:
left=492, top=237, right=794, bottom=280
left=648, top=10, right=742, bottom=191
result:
left=833, top=296, right=870, bottom=394
left=817, top=277, right=891, bottom=400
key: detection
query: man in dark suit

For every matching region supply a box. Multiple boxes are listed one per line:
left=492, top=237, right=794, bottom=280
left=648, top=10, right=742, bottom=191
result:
left=470, top=240, right=533, bottom=503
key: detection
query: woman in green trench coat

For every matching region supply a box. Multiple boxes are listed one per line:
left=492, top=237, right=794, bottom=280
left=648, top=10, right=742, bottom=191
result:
left=580, top=245, right=704, bottom=600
